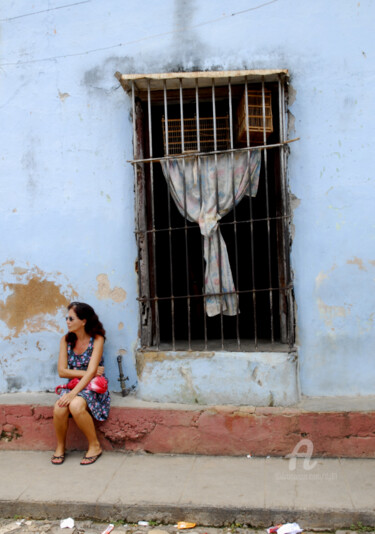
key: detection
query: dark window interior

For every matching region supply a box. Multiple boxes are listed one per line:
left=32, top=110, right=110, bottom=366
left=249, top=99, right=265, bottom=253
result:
left=139, top=82, right=289, bottom=347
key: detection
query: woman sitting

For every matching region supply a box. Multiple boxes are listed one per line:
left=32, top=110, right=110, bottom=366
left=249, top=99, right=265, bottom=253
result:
left=52, top=302, right=110, bottom=465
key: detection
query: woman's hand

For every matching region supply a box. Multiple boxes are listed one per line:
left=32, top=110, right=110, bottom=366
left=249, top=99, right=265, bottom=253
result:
left=96, top=366, right=105, bottom=376
left=57, top=391, right=76, bottom=407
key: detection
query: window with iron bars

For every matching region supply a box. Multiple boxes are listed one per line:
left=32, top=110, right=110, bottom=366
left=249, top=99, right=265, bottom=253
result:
left=117, top=70, right=295, bottom=352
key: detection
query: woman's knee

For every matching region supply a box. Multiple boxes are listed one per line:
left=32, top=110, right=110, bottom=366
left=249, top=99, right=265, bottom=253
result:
left=53, top=400, right=68, bottom=418
left=69, top=396, right=87, bottom=417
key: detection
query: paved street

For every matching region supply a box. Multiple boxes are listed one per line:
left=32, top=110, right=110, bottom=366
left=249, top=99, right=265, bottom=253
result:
left=0, top=520, right=369, bottom=534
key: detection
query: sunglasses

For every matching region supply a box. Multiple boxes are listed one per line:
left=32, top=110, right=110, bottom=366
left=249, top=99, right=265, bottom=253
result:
left=65, top=316, right=75, bottom=322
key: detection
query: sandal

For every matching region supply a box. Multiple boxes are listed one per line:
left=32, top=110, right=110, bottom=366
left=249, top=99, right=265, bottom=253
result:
left=80, top=451, right=102, bottom=465
left=51, top=454, right=65, bottom=465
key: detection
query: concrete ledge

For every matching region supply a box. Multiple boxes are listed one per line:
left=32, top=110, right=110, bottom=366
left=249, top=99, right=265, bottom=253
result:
left=2, top=392, right=375, bottom=411
left=1, top=393, right=375, bottom=456
left=136, top=351, right=299, bottom=406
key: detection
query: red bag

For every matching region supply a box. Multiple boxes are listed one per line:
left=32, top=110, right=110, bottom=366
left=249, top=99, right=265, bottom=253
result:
left=55, top=375, right=108, bottom=395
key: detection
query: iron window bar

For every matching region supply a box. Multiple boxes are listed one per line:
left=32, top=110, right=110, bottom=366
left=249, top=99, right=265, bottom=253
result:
left=261, top=78, right=274, bottom=344
left=135, top=213, right=292, bottom=236
left=137, top=285, right=294, bottom=302
left=228, top=77, right=241, bottom=350
left=211, top=78, right=225, bottom=349
left=147, top=80, right=160, bottom=348
left=244, top=75, right=258, bottom=347
left=127, top=138, right=299, bottom=165
left=163, top=79, right=177, bottom=351
left=179, top=79, right=193, bottom=351
left=195, top=78, right=208, bottom=350
left=130, top=72, right=296, bottom=350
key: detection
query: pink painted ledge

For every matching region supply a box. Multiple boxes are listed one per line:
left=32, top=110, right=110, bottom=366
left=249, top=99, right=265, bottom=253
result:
left=1, top=393, right=375, bottom=457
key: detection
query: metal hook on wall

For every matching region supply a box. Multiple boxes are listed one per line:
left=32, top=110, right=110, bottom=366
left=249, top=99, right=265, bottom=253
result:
left=117, top=354, right=130, bottom=397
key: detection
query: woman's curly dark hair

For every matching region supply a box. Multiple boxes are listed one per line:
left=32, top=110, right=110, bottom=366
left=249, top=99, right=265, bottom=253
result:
left=65, top=302, right=106, bottom=347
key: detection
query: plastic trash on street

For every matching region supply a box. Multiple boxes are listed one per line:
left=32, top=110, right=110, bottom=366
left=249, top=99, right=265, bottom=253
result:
left=267, top=523, right=303, bottom=534
left=138, top=521, right=150, bottom=526
left=177, top=522, right=197, bottom=529
left=267, top=525, right=282, bottom=533
left=101, top=525, right=115, bottom=534
left=60, top=518, right=75, bottom=529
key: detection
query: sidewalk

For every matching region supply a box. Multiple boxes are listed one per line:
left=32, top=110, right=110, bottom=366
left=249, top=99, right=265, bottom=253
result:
left=1, top=451, right=374, bottom=529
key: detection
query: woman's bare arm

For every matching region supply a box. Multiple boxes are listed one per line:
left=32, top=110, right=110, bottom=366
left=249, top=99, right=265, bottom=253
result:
left=57, top=336, right=105, bottom=407
left=57, top=337, right=104, bottom=379
left=57, top=337, right=86, bottom=379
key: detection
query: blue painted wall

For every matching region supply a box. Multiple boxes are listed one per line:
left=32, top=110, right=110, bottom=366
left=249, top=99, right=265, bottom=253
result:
left=0, top=0, right=374, bottom=397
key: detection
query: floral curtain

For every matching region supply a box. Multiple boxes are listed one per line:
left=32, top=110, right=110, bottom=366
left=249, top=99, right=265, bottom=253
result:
left=161, top=149, right=261, bottom=316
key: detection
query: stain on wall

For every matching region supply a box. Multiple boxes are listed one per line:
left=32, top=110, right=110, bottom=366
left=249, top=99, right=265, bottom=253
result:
left=347, top=256, right=367, bottom=271
left=58, top=91, right=70, bottom=102
left=0, top=263, right=77, bottom=337
left=0, top=276, right=68, bottom=337
left=316, top=297, right=351, bottom=328
left=313, top=259, right=375, bottom=342
left=96, top=273, right=126, bottom=303
left=83, top=56, right=135, bottom=93
left=6, top=376, right=24, bottom=391
left=169, top=0, right=204, bottom=69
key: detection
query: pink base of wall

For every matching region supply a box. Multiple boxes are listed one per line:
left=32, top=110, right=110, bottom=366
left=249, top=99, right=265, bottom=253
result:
left=1, top=403, right=375, bottom=457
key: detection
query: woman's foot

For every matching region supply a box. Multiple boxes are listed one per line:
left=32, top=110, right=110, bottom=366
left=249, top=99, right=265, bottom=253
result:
left=51, top=454, right=65, bottom=465
left=80, top=450, right=102, bottom=465
left=51, top=446, right=65, bottom=465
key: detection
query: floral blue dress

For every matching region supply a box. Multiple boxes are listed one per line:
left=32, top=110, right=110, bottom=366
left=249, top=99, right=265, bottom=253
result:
left=62, top=337, right=111, bottom=421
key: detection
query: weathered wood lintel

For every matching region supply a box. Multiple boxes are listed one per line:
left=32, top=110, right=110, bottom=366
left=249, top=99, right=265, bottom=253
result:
left=114, top=69, right=289, bottom=93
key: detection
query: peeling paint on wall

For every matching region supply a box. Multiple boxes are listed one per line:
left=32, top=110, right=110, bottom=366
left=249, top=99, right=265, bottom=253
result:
left=290, top=194, right=301, bottom=240
left=96, top=273, right=126, bottom=303
left=58, top=91, right=70, bottom=102
left=12, top=267, right=28, bottom=275
left=288, top=83, right=297, bottom=106
left=0, top=263, right=78, bottom=338
left=315, top=264, right=337, bottom=289
left=0, top=276, right=68, bottom=337
left=347, top=256, right=367, bottom=271
left=315, top=271, right=329, bottom=288
left=317, top=297, right=351, bottom=328
left=136, top=350, right=215, bottom=377
left=314, top=260, right=375, bottom=342
left=179, top=365, right=199, bottom=402
left=287, top=111, right=296, bottom=137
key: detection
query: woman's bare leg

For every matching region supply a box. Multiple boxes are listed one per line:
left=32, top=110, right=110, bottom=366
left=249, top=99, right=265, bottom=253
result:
left=69, top=397, right=102, bottom=459
left=53, top=400, right=70, bottom=458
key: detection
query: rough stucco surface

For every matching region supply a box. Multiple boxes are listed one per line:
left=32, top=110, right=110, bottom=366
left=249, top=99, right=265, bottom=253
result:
left=0, top=0, right=374, bottom=398
left=136, top=351, right=299, bottom=406
left=1, top=401, right=375, bottom=458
